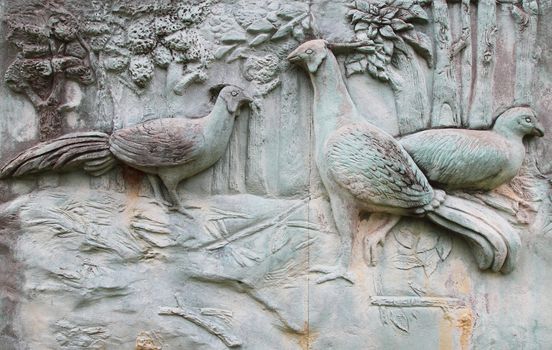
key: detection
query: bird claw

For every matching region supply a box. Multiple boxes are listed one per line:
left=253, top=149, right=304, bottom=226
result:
left=168, top=205, right=194, bottom=219
left=156, top=198, right=173, bottom=208
left=309, top=265, right=354, bottom=284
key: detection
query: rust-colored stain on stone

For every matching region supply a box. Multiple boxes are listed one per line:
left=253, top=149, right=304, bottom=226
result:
left=448, top=262, right=472, bottom=295
left=135, top=331, right=162, bottom=350
left=296, top=322, right=317, bottom=350
left=122, top=165, right=145, bottom=195
left=457, top=310, right=474, bottom=350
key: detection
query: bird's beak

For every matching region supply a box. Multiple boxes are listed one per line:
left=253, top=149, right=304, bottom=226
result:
left=243, top=92, right=253, bottom=104
left=533, top=121, right=545, bottom=137
left=228, top=92, right=254, bottom=114
left=239, top=92, right=254, bottom=112
left=287, top=49, right=301, bottom=63
left=287, top=54, right=300, bottom=63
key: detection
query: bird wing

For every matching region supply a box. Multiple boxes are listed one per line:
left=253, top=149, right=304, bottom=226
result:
left=326, top=123, right=434, bottom=209
left=109, top=118, right=205, bottom=168
left=399, top=129, right=508, bottom=188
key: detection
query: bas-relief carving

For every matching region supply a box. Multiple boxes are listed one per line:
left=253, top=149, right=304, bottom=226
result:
left=287, top=39, right=539, bottom=283
left=0, top=0, right=551, bottom=349
left=1, top=85, right=252, bottom=215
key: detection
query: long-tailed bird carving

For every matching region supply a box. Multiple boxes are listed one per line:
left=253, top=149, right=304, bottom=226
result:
left=1, top=85, right=252, bottom=214
left=288, top=39, right=520, bottom=284
left=400, top=106, right=544, bottom=191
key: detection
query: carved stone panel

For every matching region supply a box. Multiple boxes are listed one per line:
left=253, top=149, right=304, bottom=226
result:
left=1, top=0, right=551, bottom=349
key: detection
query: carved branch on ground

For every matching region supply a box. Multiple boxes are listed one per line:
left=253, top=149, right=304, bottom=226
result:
left=204, top=196, right=311, bottom=250
left=158, top=294, right=242, bottom=349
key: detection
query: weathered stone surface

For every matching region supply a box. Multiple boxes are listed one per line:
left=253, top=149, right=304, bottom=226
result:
left=0, top=0, right=551, bottom=349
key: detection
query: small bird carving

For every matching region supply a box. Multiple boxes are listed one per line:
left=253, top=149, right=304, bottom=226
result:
left=1, top=85, right=252, bottom=214
left=288, top=39, right=520, bottom=283
left=400, top=107, right=544, bottom=191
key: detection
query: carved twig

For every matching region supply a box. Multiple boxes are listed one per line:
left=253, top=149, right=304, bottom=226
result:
left=22, top=84, right=45, bottom=107
left=204, top=197, right=310, bottom=250
left=327, top=40, right=373, bottom=55
left=190, top=274, right=306, bottom=334
left=173, top=70, right=207, bottom=96
left=370, top=296, right=466, bottom=309
left=450, top=38, right=467, bottom=58
left=159, top=295, right=242, bottom=348
left=158, top=308, right=242, bottom=348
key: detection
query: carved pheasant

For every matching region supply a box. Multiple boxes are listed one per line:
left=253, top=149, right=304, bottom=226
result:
left=288, top=40, right=520, bottom=283
left=400, top=106, right=544, bottom=191
left=1, top=85, right=252, bottom=214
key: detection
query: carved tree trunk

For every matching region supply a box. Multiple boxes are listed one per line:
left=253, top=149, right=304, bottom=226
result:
left=469, top=0, right=497, bottom=128
left=459, top=0, right=472, bottom=127
left=388, top=49, right=430, bottom=135
left=94, top=53, right=115, bottom=133
left=431, top=0, right=460, bottom=128
left=246, top=104, right=270, bottom=194
left=513, top=0, right=539, bottom=105
left=37, top=104, right=62, bottom=141
left=277, top=72, right=311, bottom=196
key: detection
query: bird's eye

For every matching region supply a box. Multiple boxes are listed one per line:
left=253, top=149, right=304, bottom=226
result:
left=525, top=117, right=532, bottom=123
left=305, top=49, right=313, bottom=55
left=231, top=91, right=239, bottom=96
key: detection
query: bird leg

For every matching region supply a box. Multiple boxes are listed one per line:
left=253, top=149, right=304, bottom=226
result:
left=362, top=213, right=401, bottom=266
left=158, top=173, right=194, bottom=219
left=147, top=174, right=172, bottom=207
left=310, top=193, right=357, bottom=284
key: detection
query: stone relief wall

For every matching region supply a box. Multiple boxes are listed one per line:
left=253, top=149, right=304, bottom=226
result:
left=0, top=0, right=551, bottom=349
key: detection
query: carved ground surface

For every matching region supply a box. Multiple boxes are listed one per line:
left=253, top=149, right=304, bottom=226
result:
left=1, top=0, right=552, bottom=349
left=2, top=184, right=551, bottom=349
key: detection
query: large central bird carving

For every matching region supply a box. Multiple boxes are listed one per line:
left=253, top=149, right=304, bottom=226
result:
left=1, top=85, right=252, bottom=215
left=288, top=39, right=524, bottom=284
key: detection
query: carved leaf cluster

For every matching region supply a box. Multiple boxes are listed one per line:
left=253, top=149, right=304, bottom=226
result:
left=5, top=14, right=96, bottom=94
left=4, top=8, right=97, bottom=139
left=81, top=2, right=214, bottom=90
left=203, top=198, right=312, bottom=273
left=211, top=2, right=314, bottom=95
left=345, top=0, right=432, bottom=81
left=392, top=228, right=452, bottom=276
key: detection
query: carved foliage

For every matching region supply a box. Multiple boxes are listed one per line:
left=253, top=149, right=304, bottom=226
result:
left=210, top=1, right=314, bottom=95
left=344, top=0, right=432, bottom=80
left=5, top=9, right=96, bottom=140
left=392, top=229, right=452, bottom=276
left=81, top=2, right=214, bottom=93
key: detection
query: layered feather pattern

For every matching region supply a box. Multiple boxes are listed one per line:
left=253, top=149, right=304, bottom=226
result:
left=327, top=124, right=434, bottom=209
left=109, top=119, right=204, bottom=168
left=400, top=129, right=520, bottom=190
left=1, top=132, right=114, bottom=178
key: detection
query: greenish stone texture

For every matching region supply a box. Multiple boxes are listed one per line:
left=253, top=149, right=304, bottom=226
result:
left=0, top=0, right=551, bottom=349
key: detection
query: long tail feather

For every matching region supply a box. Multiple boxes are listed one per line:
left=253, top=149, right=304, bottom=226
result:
left=2, top=133, right=108, bottom=173
left=85, top=158, right=116, bottom=176
left=427, top=194, right=521, bottom=273
left=440, top=195, right=521, bottom=273
left=1, top=132, right=115, bottom=178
